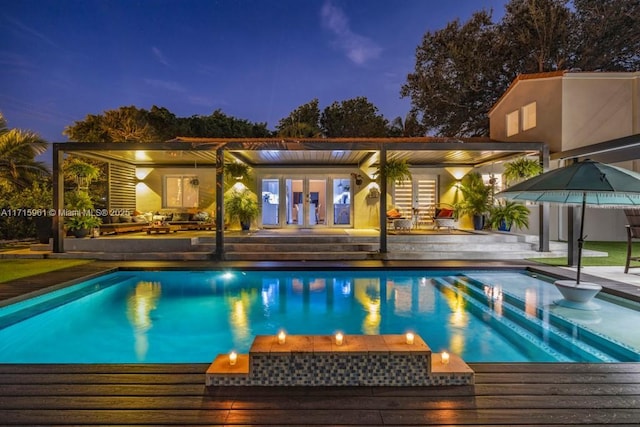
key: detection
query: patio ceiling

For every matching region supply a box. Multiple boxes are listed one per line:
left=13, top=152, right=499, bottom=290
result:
left=61, top=137, right=546, bottom=168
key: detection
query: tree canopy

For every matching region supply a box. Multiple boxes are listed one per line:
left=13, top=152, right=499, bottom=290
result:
left=0, top=112, right=49, bottom=191
left=320, top=97, right=390, bottom=137
left=402, top=0, right=640, bottom=137
left=64, top=106, right=272, bottom=142
left=276, top=99, right=322, bottom=138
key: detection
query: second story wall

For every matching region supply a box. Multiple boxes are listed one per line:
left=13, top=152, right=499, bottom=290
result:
left=562, top=73, right=639, bottom=151
left=489, top=74, right=563, bottom=153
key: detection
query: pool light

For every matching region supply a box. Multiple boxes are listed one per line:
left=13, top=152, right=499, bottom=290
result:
left=441, top=351, right=450, bottom=365
left=229, top=351, right=237, bottom=366
left=335, top=332, right=344, bottom=346
left=278, top=330, right=286, bottom=345
left=405, top=332, right=415, bottom=345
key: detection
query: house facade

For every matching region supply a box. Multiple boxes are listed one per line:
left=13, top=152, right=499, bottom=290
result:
left=489, top=71, right=640, bottom=242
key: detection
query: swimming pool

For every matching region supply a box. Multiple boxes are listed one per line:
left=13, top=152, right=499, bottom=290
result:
left=0, top=269, right=639, bottom=363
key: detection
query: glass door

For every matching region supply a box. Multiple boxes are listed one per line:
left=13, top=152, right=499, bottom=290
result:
left=261, top=178, right=280, bottom=226
left=332, top=177, right=351, bottom=226
left=285, top=178, right=327, bottom=227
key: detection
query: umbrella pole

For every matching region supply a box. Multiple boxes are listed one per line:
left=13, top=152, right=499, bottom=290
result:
left=576, top=192, right=587, bottom=285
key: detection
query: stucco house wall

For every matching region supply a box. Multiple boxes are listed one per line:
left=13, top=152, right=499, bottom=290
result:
left=136, top=166, right=217, bottom=215
left=489, top=74, right=564, bottom=153
left=562, top=74, right=638, bottom=150
left=488, top=71, right=640, bottom=242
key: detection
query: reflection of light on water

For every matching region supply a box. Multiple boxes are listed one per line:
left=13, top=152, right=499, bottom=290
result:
left=364, top=301, right=380, bottom=334
left=354, top=278, right=381, bottom=334
left=261, top=280, right=279, bottom=308
left=443, top=287, right=468, bottom=328
left=484, top=284, right=503, bottom=316
left=339, top=279, right=351, bottom=296
left=227, top=290, right=256, bottom=343
left=126, top=281, right=161, bottom=360
left=483, top=285, right=503, bottom=301
left=449, top=333, right=464, bottom=356
left=525, top=289, right=537, bottom=317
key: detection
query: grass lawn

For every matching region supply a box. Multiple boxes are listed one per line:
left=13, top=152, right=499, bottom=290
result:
left=528, top=241, right=639, bottom=267
left=0, top=259, right=93, bottom=283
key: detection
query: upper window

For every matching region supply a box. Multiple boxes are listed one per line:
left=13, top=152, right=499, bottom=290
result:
left=164, top=175, right=199, bottom=208
left=506, top=110, right=519, bottom=137
left=522, top=102, right=537, bottom=131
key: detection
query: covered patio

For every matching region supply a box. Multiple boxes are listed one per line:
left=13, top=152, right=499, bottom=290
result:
left=51, top=138, right=549, bottom=259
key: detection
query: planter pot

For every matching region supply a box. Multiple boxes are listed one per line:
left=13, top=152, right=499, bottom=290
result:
left=472, top=214, right=484, bottom=231
left=498, top=220, right=511, bottom=232
left=240, top=221, right=251, bottom=231
left=553, top=280, right=602, bottom=310
left=71, top=228, right=91, bottom=238
left=34, top=216, right=52, bottom=244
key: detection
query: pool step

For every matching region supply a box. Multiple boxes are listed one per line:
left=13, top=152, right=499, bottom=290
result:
left=431, top=277, right=572, bottom=362
left=457, top=275, right=640, bottom=362
left=436, top=276, right=638, bottom=362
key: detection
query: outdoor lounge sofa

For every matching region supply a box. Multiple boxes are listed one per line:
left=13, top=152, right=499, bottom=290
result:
left=166, top=211, right=215, bottom=230
left=99, top=215, right=149, bottom=235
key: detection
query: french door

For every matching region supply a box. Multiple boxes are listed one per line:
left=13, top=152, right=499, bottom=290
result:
left=261, top=176, right=352, bottom=228
left=284, top=178, right=326, bottom=227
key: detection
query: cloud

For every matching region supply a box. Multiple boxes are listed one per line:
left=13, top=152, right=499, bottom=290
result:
left=5, top=16, right=59, bottom=49
left=143, top=78, right=185, bottom=92
left=320, top=0, right=382, bottom=65
left=151, top=47, right=169, bottom=66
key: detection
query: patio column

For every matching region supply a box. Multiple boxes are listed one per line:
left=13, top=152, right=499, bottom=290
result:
left=215, top=147, right=225, bottom=260
left=538, top=146, right=550, bottom=252
left=52, top=144, right=64, bottom=253
left=379, top=145, right=387, bottom=254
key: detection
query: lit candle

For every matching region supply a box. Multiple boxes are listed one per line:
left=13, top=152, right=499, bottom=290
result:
left=441, top=351, right=450, bottom=365
left=278, top=330, right=286, bottom=345
left=229, top=351, right=237, bottom=366
left=405, top=332, right=415, bottom=345
left=335, top=332, right=344, bottom=346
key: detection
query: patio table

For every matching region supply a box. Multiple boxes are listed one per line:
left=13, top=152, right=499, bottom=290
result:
left=143, top=224, right=180, bottom=234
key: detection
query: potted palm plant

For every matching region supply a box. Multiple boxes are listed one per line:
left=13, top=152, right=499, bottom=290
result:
left=64, top=191, right=101, bottom=237
left=224, top=187, right=260, bottom=231
left=455, top=172, right=492, bottom=230
left=489, top=200, right=530, bottom=231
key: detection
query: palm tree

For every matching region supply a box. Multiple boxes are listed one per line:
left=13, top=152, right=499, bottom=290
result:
left=0, top=113, right=50, bottom=191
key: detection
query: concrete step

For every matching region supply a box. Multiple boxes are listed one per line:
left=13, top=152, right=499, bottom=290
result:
left=47, top=251, right=212, bottom=261
left=225, top=243, right=379, bottom=252
left=223, top=251, right=376, bottom=261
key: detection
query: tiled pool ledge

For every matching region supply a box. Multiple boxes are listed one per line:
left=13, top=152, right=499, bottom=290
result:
left=205, top=334, right=474, bottom=386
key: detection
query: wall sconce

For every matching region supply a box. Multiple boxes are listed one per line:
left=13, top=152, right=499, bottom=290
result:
left=441, top=351, right=450, bottom=365
left=445, top=166, right=473, bottom=181
left=335, top=332, right=344, bottom=346
left=351, top=173, right=363, bottom=186
left=229, top=351, right=238, bottom=366
left=405, top=332, right=415, bottom=345
left=278, top=330, right=286, bottom=345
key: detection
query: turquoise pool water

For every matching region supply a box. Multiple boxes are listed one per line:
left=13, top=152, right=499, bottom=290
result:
left=0, top=269, right=639, bottom=363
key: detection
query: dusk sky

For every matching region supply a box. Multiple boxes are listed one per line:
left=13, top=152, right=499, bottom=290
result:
left=1, top=0, right=508, bottom=147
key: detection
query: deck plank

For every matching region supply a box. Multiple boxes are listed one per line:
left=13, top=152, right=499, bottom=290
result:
left=0, top=363, right=639, bottom=425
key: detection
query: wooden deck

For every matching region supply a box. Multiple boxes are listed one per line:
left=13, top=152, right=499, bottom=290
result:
left=0, top=363, right=639, bottom=425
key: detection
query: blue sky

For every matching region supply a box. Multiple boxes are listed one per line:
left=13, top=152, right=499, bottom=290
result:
left=1, top=0, right=507, bottom=144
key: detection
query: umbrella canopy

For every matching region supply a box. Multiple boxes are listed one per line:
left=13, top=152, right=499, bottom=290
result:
left=497, top=159, right=640, bottom=284
left=498, top=159, right=640, bottom=207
